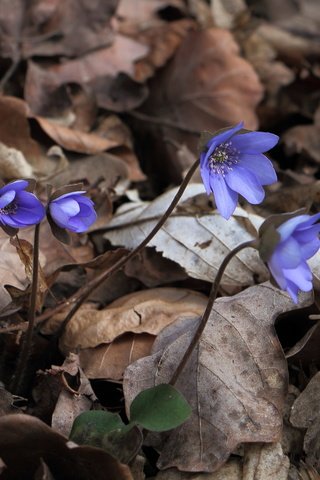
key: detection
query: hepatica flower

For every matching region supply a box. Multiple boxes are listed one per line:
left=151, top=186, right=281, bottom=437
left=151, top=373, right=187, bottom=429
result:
left=0, top=180, right=45, bottom=230
left=200, top=122, right=279, bottom=219
left=49, top=191, right=97, bottom=233
left=264, top=213, right=320, bottom=303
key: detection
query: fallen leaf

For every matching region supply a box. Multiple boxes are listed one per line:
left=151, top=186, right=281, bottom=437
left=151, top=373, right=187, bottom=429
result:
left=51, top=354, right=97, bottom=438
left=33, top=116, right=122, bottom=155
left=210, top=0, right=247, bottom=29
left=0, top=413, right=133, bottom=480
left=0, top=0, right=117, bottom=60
left=123, top=282, right=312, bottom=472
left=0, top=96, right=50, bottom=175
left=290, top=372, right=320, bottom=472
left=243, top=442, right=289, bottom=479
left=25, top=34, right=149, bottom=115
left=51, top=152, right=129, bottom=197
left=79, top=333, right=155, bottom=380
left=0, top=142, right=33, bottom=179
left=104, top=184, right=268, bottom=290
left=137, top=28, right=263, bottom=182
left=155, top=460, right=242, bottom=479
left=0, top=232, right=29, bottom=310
left=58, top=287, right=207, bottom=353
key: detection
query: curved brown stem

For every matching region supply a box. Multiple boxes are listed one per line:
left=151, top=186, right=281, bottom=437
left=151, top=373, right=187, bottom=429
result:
left=169, top=239, right=258, bottom=386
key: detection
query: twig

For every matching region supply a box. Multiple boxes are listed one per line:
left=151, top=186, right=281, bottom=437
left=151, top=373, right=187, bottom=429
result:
left=10, top=224, right=40, bottom=394
left=169, top=239, right=258, bottom=385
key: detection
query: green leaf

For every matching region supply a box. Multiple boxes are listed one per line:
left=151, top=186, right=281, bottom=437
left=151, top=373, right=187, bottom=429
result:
left=70, top=411, right=124, bottom=445
left=130, top=384, right=192, bottom=432
left=69, top=410, right=142, bottom=463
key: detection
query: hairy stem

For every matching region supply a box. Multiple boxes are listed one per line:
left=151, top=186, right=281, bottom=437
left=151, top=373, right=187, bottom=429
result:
left=56, top=159, right=200, bottom=337
left=169, top=240, right=258, bottom=386
left=11, top=223, right=40, bottom=394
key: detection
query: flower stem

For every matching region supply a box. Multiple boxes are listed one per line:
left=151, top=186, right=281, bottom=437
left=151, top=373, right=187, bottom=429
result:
left=169, top=239, right=258, bottom=386
left=56, top=159, right=200, bottom=337
left=11, top=223, right=40, bottom=394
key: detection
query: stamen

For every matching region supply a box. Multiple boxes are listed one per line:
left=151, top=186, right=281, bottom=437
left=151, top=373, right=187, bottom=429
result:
left=0, top=202, right=18, bottom=215
left=208, top=141, right=240, bottom=176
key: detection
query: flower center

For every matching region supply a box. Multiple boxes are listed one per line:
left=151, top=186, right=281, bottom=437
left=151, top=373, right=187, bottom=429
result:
left=0, top=201, right=18, bottom=216
left=208, top=142, right=240, bottom=176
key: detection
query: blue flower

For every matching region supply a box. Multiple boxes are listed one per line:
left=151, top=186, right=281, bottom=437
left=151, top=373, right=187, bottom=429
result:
left=267, top=213, right=320, bottom=303
left=49, top=191, right=97, bottom=233
left=0, top=180, right=45, bottom=229
left=200, top=122, right=279, bottom=219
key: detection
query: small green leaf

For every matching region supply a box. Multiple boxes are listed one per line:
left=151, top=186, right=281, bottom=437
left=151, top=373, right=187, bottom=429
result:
left=130, top=384, right=192, bottom=432
left=70, top=411, right=124, bottom=445
left=69, top=410, right=143, bottom=463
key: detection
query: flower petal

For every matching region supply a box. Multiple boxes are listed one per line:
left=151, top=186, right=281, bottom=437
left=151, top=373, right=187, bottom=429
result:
left=0, top=180, right=29, bottom=195
left=272, top=237, right=302, bottom=269
left=231, top=132, right=279, bottom=153
left=238, top=153, right=277, bottom=185
left=225, top=166, right=265, bottom=204
left=12, top=208, right=44, bottom=225
left=283, top=262, right=313, bottom=292
left=268, top=256, right=287, bottom=290
left=210, top=175, right=238, bottom=219
left=277, top=215, right=312, bottom=241
left=0, top=190, right=16, bottom=209
left=285, top=280, right=299, bottom=303
left=55, top=198, right=80, bottom=217
left=293, top=223, right=320, bottom=243
left=49, top=203, right=70, bottom=228
left=299, top=238, right=320, bottom=260
left=205, top=122, right=244, bottom=159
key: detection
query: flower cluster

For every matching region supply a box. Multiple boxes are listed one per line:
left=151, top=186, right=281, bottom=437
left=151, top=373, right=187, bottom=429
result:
left=200, top=122, right=279, bottom=219
left=200, top=123, right=320, bottom=302
left=261, top=213, right=320, bottom=303
left=0, top=180, right=96, bottom=236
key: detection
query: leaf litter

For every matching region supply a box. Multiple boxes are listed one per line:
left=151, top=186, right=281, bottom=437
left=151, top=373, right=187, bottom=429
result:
left=0, top=0, right=320, bottom=479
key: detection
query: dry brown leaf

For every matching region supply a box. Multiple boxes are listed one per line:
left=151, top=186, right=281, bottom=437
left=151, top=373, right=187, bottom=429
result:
left=210, top=0, right=247, bottom=29
left=0, top=232, right=29, bottom=310
left=290, top=372, right=320, bottom=472
left=0, top=142, right=33, bottom=179
left=123, top=282, right=313, bottom=472
left=33, top=116, right=121, bottom=155
left=283, top=124, right=320, bottom=164
left=10, top=237, right=48, bottom=310
left=0, top=414, right=133, bottom=480
left=80, top=333, right=155, bottom=380
left=155, top=443, right=289, bottom=479
left=104, top=184, right=268, bottom=290
left=133, top=20, right=196, bottom=83
left=51, top=353, right=97, bottom=438
left=243, top=443, right=289, bottom=479
left=0, top=96, right=50, bottom=175
left=0, top=0, right=117, bottom=59
left=25, top=34, right=148, bottom=115
left=57, top=287, right=207, bottom=353
left=155, top=459, right=242, bottom=479
left=137, top=28, right=263, bottom=182
left=51, top=152, right=129, bottom=196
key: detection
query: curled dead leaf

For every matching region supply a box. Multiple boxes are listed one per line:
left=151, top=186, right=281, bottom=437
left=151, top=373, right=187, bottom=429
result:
left=56, top=287, right=207, bottom=353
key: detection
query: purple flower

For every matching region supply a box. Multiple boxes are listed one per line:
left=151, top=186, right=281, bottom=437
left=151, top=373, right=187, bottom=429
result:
left=267, top=213, right=320, bottom=303
left=48, top=191, right=97, bottom=233
left=0, top=180, right=45, bottom=229
left=200, top=122, right=279, bottom=219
